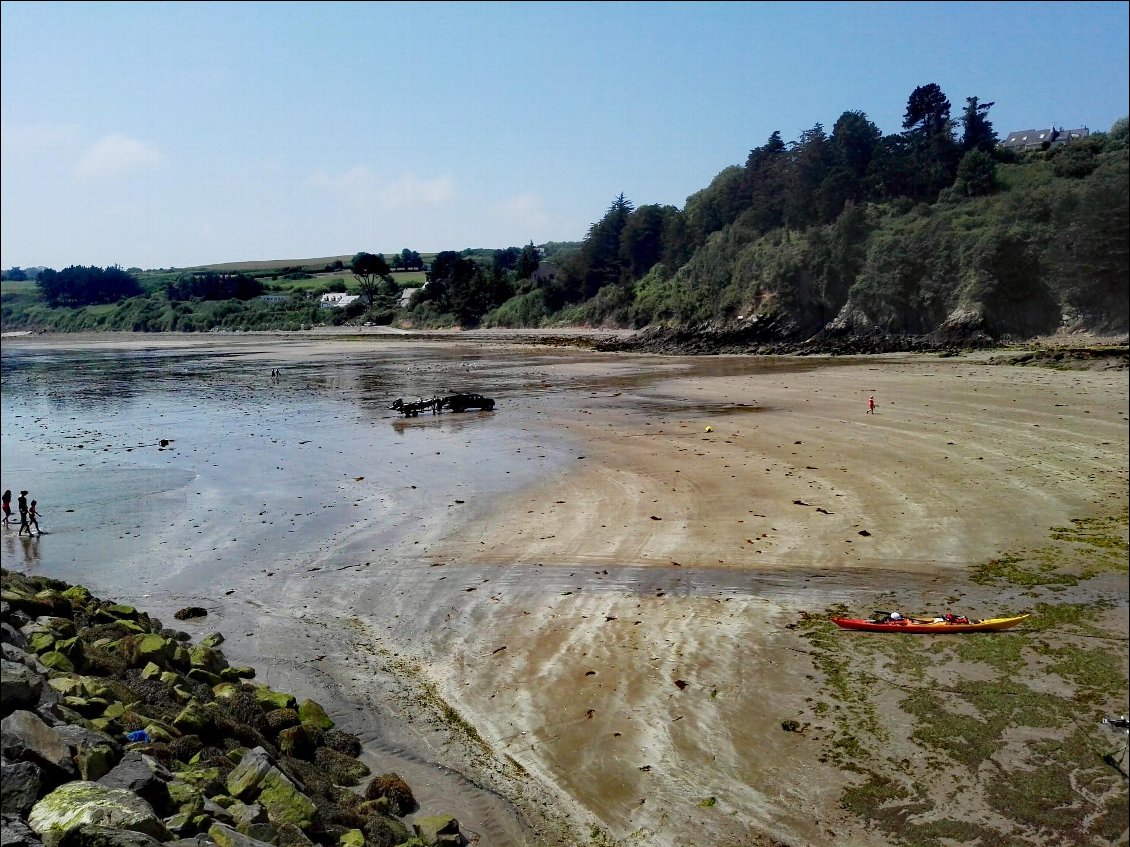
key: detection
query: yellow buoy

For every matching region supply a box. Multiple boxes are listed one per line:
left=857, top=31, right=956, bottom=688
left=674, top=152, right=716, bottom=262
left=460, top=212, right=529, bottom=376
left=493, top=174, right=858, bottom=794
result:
left=704, top=426, right=713, bottom=433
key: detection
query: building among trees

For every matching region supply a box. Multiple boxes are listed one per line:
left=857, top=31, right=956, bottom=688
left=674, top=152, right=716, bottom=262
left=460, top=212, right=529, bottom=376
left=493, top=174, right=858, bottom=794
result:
left=1000, top=126, right=1090, bottom=152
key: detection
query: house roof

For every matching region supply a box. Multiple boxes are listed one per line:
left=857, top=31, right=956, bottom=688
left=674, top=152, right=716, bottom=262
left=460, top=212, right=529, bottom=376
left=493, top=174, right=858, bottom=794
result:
left=1000, top=126, right=1090, bottom=149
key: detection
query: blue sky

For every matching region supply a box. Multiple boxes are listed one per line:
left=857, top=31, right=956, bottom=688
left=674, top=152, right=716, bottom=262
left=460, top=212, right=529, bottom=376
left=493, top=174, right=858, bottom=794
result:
left=2, top=1, right=1127, bottom=271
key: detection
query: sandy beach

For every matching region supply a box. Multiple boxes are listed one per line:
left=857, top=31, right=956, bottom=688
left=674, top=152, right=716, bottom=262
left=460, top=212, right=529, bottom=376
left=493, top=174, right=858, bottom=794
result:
left=2, top=330, right=1127, bottom=846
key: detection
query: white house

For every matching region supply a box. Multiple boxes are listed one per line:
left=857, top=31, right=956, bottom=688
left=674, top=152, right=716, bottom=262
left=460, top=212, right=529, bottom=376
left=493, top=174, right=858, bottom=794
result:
left=319, top=293, right=363, bottom=310
left=399, top=285, right=426, bottom=308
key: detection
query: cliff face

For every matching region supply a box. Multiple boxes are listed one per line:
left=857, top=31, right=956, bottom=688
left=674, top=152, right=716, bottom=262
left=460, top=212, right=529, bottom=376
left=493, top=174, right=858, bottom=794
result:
left=627, top=149, right=1129, bottom=348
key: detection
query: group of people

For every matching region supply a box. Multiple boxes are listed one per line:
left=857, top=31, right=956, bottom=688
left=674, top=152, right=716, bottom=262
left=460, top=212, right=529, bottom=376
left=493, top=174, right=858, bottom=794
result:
left=2, top=489, right=42, bottom=536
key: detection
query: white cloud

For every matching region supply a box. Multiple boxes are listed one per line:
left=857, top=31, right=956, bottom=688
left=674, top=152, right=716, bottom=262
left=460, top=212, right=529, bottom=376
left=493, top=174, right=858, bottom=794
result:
left=74, top=133, right=161, bottom=180
left=307, top=166, right=454, bottom=209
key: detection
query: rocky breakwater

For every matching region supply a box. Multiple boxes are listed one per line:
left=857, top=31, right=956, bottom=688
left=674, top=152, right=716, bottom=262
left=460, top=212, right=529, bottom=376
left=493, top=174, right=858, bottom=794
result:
left=1, top=569, right=466, bottom=847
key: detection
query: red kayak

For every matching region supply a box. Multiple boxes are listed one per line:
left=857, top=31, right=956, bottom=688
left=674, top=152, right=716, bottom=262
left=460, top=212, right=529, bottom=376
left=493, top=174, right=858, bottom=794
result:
left=832, top=614, right=1030, bottom=633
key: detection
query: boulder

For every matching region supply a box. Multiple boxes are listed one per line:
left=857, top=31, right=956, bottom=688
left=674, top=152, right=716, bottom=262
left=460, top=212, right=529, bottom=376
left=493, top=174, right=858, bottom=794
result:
left=276, top=725, right=320, bottom=761
left=28, top=781, right=170, bottom=847
left=187, top=648, right=226, bottom=677
left=164, top=837, right=216, bottom=847
left=413, top=815, right=462, bottom=846
left=225, top=748, right=316, bottom=828
left=255, top=767, right=316, bottom=830
left=1, top=814, right=44, bottom=847
left=225, top=802, right=274, bottom=843
left=2, top=710, right=79, bottom=781
left=225, top=748, right=274, bottom=802
left=162, top=812, right=213, bottom=838
left=169, top=764, right=226, bottom=797
left=98, top=752, right=173, bottom=815
left=39, top=654, right=76, bottom=674
left=363, top=773, right=415, bottom=816
left=54, top=824, right=164, bottom=847
left=207, top=822, right=274, bottom=847
left=1, top=658, right=43, bottom=714
left=312, top=748, right=368, bottom=787
left=53, top=725, right=121, bottom=782
left=172, top=701, right=224, bottom=737
left=1, top=759, right=43, bottom=816
left=3, top=619, right=30, bottom=648
left=198, top=634, right=224, bottom=650
left=294, top=701, right=332, bottom=732
left=249, top=687, right=294, bottom=712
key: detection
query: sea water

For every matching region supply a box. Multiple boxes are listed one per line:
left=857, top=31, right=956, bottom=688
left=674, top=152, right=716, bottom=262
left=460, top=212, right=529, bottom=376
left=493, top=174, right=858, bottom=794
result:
left=0, top=341, right=570, bottom=598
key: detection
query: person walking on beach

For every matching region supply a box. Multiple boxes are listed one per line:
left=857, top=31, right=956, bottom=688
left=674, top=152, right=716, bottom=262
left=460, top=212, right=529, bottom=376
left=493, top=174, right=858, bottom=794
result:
left=867, top=395, right=876, bottom=415
left=2, top=490, right=11, bottom=525
left=27, top=500, right=41, bottom=536
left=17, top=491, right=31, bottom=536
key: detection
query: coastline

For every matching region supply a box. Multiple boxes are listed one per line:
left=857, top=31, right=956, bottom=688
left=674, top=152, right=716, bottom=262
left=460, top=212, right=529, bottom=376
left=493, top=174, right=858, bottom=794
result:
left=2, top=331, right=1127, bottom=846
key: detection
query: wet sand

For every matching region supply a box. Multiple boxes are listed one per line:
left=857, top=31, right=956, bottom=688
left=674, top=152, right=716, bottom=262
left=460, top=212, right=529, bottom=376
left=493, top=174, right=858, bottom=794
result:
left=2, top=331, right=1127, bottom=846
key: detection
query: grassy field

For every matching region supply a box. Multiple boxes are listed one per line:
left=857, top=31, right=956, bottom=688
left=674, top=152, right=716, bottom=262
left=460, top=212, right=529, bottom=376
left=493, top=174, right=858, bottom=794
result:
left=179, top=255, right=439, bottom=274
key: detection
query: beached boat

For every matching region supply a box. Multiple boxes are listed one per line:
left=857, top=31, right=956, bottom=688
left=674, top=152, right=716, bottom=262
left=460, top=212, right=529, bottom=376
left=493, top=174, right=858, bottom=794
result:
left=831, top=614, right=1030, bottom=634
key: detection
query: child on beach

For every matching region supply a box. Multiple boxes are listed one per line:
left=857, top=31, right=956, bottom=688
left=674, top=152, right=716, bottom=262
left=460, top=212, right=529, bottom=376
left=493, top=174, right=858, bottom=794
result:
left=17, top=491, right=31, bottom=536
left=28, top=500, right=41, bottom=536
left=867, top=395, right=876, bottom=414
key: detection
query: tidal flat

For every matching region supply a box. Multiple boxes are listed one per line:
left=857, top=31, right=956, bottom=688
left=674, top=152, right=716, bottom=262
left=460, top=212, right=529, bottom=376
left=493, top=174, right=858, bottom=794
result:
left=2, top=330, right=1127, bottom=846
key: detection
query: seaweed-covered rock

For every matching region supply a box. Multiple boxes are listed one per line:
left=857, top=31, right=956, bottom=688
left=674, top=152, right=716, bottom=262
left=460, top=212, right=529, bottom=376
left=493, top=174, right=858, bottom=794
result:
left=294, top=701, right=332, bottom=733
left=262, top=709, right=300, bottom=735
left=53, top=724, right=121, bottom=782
left=173, top=609, right=208, bottom=622
left=255, top=767, right=317, bottom=830
left=28, top=781, right=170, bottom=847
left=277, top=725, right=323, bottom=761
left=167, top=735, right=204, bottom=765
left=362, top=815, right=412, bottom=847
left=114, top=636, right=177, bottom=671
left=363, top=773, right=416, bottom=817
left=198, top=634, right=224, bottom=650
left=250, top=687, right=295, bottom=713
left=320, top=731, right=360, bottom=758
left=412, top=814, right=462, bottom=846
left=3, top=571, right=446, bottom=847
left=311, top=748, right=368, bottom=787
left=207, top=822, right=273, bottom=847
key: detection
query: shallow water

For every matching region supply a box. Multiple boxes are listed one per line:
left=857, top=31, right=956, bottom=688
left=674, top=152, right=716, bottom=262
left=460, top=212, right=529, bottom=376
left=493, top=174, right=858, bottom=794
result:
left=0, top=344, right=575, bottom=589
